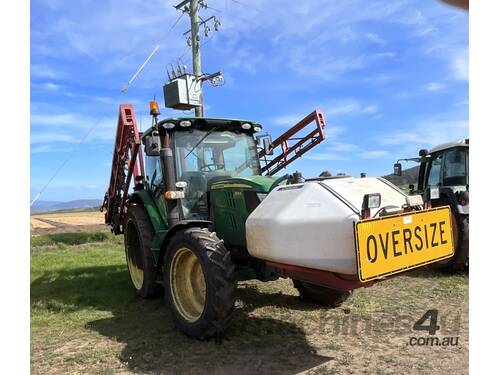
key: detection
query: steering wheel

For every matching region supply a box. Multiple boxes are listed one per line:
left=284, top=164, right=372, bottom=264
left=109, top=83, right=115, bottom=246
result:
left=200, top=163, right=225, bottom=172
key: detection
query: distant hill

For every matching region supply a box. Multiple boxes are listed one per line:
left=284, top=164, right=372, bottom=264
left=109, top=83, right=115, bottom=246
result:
left=382, top=165, right=420, bottom=188
left=31, top=199, right=102, bottom=213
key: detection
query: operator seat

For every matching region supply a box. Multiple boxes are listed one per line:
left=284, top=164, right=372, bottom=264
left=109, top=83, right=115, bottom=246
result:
left=179, top=171, right=207, bottom=199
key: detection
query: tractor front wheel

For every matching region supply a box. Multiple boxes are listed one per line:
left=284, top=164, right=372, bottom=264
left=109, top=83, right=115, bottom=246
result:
left=164, top=228, right=236, bottom=340
left=293, top=279, right=351, bottom=307
left=124, top=204, right=163, bottom=298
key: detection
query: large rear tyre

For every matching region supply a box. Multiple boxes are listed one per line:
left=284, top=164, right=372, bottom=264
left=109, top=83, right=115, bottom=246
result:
left=124, top=204, right=163, bottom=298
left=293, top=279, right=351, bottom=307
left=164, top=228, right=236, bottom=340
left=435, top=215, right=468, bottom=273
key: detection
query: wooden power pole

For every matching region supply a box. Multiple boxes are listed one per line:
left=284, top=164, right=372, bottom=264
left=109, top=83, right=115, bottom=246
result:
left=189, top=0, right=203, bottom=117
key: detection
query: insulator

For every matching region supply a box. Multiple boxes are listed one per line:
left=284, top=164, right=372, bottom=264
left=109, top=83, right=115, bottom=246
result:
left=186, top=36, right=192, bottom=46
left=204, top=25, right=210, bottom=37
left=214, top=19, right=221, bottom=31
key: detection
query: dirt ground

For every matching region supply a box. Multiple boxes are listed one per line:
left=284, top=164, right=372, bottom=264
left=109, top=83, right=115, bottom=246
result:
left=30, top=211, right=468, bottom=375
left=30, top=211, right=106, bottom=234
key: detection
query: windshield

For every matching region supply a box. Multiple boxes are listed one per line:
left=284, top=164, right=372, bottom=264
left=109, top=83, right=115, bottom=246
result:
left=174, top=129, right=260, bottom=219
left=442, top=147, right=468, bottom=186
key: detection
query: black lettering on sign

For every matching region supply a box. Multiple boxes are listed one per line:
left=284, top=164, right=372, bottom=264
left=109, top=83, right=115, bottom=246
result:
left=403, top=228, right=413, bottom=254
left=414, top=226, right=423, bottom=251
left=379, top=232, right=390, bottom=260
left=424, top=225, right=429, bottom=248
left=366, top=235, right=377, bottom=263
left=430, top=223, right=439, bottom=247
left=392, top=230, right=402, bottom=257
left=439, top=220, right=448, bottom=245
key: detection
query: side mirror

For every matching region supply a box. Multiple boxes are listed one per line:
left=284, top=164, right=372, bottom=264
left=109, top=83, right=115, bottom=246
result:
left=145, top=134, right=160, bottom=156
left=393, top=163, right=402, bottom=176
left=261, top=135, right=273, bottom=156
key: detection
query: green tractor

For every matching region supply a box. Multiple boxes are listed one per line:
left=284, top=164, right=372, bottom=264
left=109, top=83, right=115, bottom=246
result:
left=393, top=139, right=469, bottom=273
left=102, top=104, right=337, bottom=339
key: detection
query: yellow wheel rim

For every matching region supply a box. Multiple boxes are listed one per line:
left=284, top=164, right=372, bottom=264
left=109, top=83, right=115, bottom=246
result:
left=125, top=220, right=144, bottom=291
left=170, top=247, right=206, bottom=322
left=127, top=252, right=144, bottom=290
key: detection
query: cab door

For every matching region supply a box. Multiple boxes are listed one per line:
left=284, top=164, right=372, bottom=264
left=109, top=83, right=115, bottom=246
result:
left=145, top=155, right=169, bottom=226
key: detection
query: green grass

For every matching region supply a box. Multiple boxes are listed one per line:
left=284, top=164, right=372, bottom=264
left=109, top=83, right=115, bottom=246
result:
left=31, top=231, right=119, bottom=248
left=31, top=231, right=469, bottom=375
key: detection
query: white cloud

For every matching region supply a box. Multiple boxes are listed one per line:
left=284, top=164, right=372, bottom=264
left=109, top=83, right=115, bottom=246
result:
left=30, top=64, right=61, bottom=79
left=425, top=82, right=446, bottom=91
left=372, top=52, right=397, bottom=59
left=324, top=100, right=379, bottom=117
left=359, top=150, right=388, bottom=159
left=305, top=153, right=348, bottom=161
left=449, top=49, right=468, bottom=82
left=31, top=133, right=79, bottom=144
left=365, top=33, right=386, bottom=45
left=289, top=52, right=367, bottom=80
left=30, top=145, right=52, bottom=154
left=379, top=132, right=421, bottom=145
left=270, top=99, right=379, bottom=128
left=379, top=118, right=469, bottom=148
left=327, top=141, right=359, bottom=152
left=42, top=82, right=61, bottom=91
left=270, top=114, right=302, bottom=127
left=30, top=145, right=71, bottom=154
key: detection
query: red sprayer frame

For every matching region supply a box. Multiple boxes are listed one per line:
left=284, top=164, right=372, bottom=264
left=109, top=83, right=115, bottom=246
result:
left=259, top=109, right=326, bottom=176
left=102, top=104, right=144, bottom=234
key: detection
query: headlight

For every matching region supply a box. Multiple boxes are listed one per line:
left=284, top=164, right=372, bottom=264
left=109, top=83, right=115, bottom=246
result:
left=179, top=120, right=192, bottom=127
left=162, top=122, right=176, bottom=129
left=241, top=123, right=252, bottom=130
left=430, top=186, right=440, bottom=199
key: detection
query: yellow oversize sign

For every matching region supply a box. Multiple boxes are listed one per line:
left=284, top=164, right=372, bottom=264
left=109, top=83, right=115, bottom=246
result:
left=355, top=207, right=455, bottom=282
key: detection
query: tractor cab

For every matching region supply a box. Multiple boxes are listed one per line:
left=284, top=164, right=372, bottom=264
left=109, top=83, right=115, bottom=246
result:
left=141, top=118, right=272, bottom=222
left=418, top=140, right=469, bottom=193
left=393, top=139, right=469, bottom=273
left=394, top=139, right=469, bottom=195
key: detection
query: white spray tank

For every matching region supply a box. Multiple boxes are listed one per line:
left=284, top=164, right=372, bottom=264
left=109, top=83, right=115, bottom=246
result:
left=245, top=177, right=407, bottom=275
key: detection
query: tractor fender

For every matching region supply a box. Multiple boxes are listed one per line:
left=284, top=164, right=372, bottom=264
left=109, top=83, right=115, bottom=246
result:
left=129, top=191, right=167, bottom=233
left=433, top=187, right=461, bottom=217
left=157, top=220, right=213, bottom=270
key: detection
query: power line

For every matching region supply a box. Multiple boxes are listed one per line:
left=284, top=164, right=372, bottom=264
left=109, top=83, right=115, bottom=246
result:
left=30, top=91, right=124, bottom=207
left=30, top=12, right=185, bottom=206
left=230, top=0, right=261, bottom=12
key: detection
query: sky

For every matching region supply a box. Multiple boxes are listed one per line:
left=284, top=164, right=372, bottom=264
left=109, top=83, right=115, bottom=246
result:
left=30, top=0, right=469, bottom=202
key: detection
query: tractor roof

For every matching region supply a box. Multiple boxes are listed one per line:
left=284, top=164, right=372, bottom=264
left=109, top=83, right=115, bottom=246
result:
left=430, top=139, right=469, bottom=154
left=141, top=117, right=261, bottom=137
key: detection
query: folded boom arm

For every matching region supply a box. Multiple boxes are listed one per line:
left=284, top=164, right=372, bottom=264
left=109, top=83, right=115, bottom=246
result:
left=101, top=104, right=145, bottom=234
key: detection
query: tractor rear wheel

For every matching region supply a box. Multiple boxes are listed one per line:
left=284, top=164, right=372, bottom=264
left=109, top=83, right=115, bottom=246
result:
left=163, top=228, right=236, bottom=340
left=124, top=204, right=163, bottom=298
left=435, top=215, right=469, bottom=273
left=293, top=279, right=351, bottom=307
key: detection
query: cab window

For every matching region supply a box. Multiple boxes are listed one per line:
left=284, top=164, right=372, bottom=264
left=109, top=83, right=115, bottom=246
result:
left=146, top=156, right=163, bottom=190
left=427, top=154, right=443, bottom=186
left=442, top=148, right=467, bottom=186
